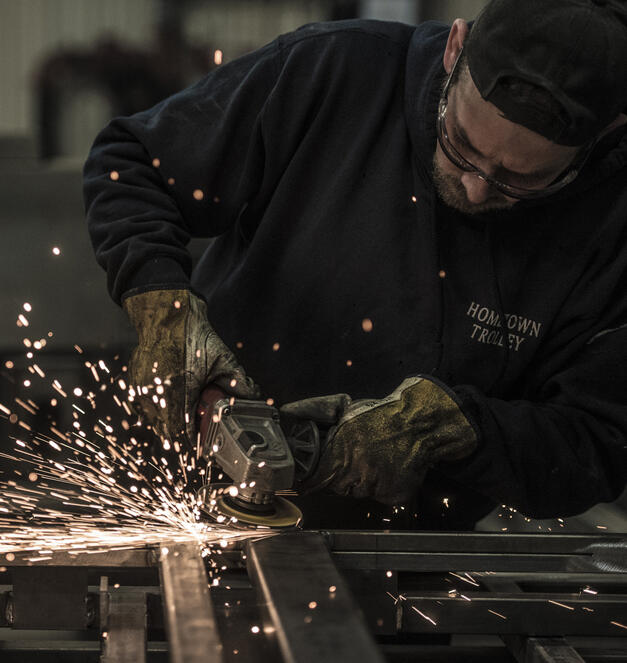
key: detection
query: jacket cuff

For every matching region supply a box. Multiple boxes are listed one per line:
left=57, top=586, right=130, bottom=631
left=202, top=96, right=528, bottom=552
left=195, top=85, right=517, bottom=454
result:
left=439, top=384, right=490, bottom=481
left=120, top=257, right=191, bottom=303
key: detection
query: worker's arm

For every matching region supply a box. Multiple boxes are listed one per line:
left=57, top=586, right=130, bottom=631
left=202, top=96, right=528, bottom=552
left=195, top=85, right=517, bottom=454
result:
left=283, top=324, right=627, bottom=519
left=445, top=323, right=627, bottom=519
left=442, top=191, right=627, bottom=518
left=83, top=24, right=385, bottom=303
left=83, top=41, right=285, bottom=442
left=83, top=40, right=282, bottom=304
left=83, top=27, right=395, bottom=443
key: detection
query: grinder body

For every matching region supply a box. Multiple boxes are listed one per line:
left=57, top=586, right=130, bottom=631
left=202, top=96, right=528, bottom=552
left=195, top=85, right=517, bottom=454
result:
left=197, top=386, right=320, bottom=527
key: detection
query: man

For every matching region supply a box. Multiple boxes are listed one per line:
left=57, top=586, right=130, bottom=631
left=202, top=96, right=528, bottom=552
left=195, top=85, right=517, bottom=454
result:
left=84, top=0, right=627, bottom=530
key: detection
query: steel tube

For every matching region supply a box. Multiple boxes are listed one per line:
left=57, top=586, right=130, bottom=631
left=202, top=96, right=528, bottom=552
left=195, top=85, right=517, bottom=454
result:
left=159, top=542, right=223, bottom=663
left=101, top=591, right=147, bottom=663
left=246, top=531, right=385, bottom=663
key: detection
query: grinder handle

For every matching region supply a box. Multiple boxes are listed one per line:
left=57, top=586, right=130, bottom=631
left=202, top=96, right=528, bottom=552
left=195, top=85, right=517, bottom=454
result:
left=196, top=385, right=228, bottom=445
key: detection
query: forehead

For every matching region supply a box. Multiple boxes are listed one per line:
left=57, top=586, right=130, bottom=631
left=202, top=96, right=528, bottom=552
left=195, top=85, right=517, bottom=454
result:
left=451, top=69, right=578, bottom=172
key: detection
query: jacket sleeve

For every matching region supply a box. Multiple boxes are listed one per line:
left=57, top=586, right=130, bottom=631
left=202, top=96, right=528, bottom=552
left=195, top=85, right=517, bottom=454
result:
left=83, top=40, right=281, bottom=304
left=446, top=322, right=627, bottom=519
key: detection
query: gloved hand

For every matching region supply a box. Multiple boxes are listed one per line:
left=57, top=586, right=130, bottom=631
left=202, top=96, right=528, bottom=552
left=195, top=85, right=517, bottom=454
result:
left=123, top=288, right=260, bottom=445
left=281, top=376, right=477, bottom=505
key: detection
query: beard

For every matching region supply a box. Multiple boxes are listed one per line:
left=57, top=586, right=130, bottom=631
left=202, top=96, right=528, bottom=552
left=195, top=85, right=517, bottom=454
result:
left=432, top=154, right=516, bottom=215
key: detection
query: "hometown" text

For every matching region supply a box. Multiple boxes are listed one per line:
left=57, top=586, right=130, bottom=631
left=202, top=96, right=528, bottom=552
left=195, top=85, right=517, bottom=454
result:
left=466, top=301, right=542, bottom=352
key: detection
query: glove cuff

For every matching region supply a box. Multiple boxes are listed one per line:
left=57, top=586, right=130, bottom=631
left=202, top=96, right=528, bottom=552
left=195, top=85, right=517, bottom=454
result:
left=413, top=374, right=482, bottom=451
left=122, top=288, right=207, bottom=339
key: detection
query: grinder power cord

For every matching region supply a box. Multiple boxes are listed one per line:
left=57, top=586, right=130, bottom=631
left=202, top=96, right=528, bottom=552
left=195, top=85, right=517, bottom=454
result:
left=123, top=288, right=260, bottom=444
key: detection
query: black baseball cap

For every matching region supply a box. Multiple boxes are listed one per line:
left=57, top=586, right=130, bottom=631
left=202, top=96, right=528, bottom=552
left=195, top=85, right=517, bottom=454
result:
left=465, top=0, right=627, bottom=145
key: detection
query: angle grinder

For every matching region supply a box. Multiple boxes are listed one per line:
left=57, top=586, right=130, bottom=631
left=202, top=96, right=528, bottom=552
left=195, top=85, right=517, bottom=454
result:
left=196, top=386, right=322, bottom=528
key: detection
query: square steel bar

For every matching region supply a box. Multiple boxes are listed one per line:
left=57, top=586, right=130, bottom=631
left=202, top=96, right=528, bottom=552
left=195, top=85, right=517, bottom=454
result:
left=400, top=592, right=626, bottom=636
left=1, top=548, right=156, bottom=568
left=332, top=551, right=592, bottom=573
left=473, top=572, right=627, bottom=590
left=325, top=532, right=627, bottom=556
left=328, top=532, right=627, bottom=574
left=101, top=590, right=147, bottom=663
left=483, top=571, right=590, bottom=663
left=245, top=531, right=385, bottom=663
left=506, top=637, right=586, bottom=663
left=159, top=542, right=223, bottom=663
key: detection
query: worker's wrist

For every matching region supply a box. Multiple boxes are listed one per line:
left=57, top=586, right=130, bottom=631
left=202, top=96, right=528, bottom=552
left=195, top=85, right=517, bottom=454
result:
left=120, top=257, right=191, bottom=303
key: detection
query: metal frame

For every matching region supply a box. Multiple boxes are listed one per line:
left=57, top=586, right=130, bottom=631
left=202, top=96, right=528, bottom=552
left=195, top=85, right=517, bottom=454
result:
left=159, top=543, right=223, bottom=662
left=245, top=532, right=384, bottom=663
left=0, top=531, right=623, bottom=662
left=101, top=588, right=147, bottom=663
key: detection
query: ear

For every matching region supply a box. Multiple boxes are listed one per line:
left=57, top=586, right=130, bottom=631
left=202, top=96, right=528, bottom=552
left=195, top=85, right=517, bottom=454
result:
left=443, top=19, right=470, bottom=74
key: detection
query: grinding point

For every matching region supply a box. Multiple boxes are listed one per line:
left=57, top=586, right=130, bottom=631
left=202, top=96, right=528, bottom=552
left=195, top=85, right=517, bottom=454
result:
left=216, top=494, right=302, bottom=528
left=199, top=484, right=302, bottom=529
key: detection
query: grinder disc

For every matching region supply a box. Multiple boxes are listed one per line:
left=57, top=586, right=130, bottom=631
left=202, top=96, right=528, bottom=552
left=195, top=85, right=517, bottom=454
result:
left=216, top=494, right=302, bottom=528
left=199, top=484, right=302, bottom=528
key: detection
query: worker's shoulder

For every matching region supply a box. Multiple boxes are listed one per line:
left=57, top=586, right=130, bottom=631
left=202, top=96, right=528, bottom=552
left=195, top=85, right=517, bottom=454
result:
left=278, top=18, right=416, bottom=53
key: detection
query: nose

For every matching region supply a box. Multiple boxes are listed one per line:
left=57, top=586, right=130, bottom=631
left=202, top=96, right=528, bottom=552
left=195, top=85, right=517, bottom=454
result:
left=460, top=171, right=494, bottom=204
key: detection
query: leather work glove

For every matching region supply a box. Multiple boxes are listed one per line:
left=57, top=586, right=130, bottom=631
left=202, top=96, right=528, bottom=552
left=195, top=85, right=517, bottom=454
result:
left=281, top=376, right=477, bottom=505
left=123, top=288, right=260, bottom=445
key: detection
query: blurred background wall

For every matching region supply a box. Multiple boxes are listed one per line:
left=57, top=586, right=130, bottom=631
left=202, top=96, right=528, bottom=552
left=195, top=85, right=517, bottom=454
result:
left=0, top=0, right=488, bottom=352
left=0, top=0, right=487, bottom=164
left=1, top=0, right=624, bottom=532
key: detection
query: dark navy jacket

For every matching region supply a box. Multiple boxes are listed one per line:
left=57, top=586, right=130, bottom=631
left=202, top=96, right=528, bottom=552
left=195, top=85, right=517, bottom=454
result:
left=84, top=20, right=627, bottom=528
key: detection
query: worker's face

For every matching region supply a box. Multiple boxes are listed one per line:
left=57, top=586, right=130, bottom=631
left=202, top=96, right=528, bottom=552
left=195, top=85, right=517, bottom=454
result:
left=432, top=66, right=579, bottom=215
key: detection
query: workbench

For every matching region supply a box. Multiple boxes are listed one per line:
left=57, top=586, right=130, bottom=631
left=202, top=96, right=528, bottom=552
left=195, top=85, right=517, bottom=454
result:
left=0, top=531, right=625, bottom=662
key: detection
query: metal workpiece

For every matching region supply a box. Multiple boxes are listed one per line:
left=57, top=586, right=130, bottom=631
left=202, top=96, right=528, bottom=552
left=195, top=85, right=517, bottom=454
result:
left=323, top=530, right=627, bottom=661
left=0, top=531, right=624, bottom=662
left=341, top=568, right=398, bottom=635
left=245, top=531, right=385, bottom=663
left=474, top=571, right=627, bottom=588
left=101, top=590, right=147, bottom=663
left=333, top=550, right=584, bottom=573
left=325, top=530, right=627, bottom=553
left=503, top=634, right=587, bottom=663
left=158, top=542, right=223, bottom=663
left=515, top=638, right=586, bottom=663
left=326, top=532, right=627, bottom=644
left=2, top=547, right=156, bottom=568
left=485, top=573, right=593, bottom=662
left=326, top=531, right=627, bottom=573
left=399, top=590, right=626, bottom=635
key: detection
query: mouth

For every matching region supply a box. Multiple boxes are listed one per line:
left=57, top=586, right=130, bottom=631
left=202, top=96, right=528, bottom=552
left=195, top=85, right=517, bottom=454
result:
left=432, top=155, right=514, bottom=215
